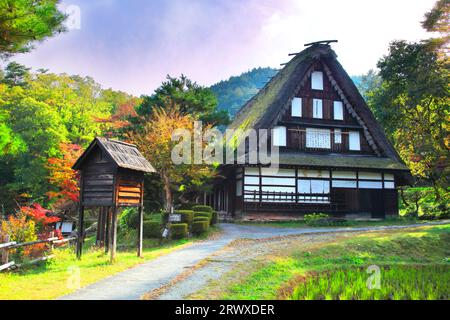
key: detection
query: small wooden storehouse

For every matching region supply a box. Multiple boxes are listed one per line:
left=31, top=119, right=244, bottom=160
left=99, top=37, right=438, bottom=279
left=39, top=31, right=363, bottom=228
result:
left=72, top=137, right=155, bottom=261
left=211, top=41, right=412, bottom=220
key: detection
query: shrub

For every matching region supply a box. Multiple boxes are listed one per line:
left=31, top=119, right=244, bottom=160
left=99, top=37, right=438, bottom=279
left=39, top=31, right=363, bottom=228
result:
left=303, top=213, right=352, bottom=227
left=304, top=213, right=329, bottom=226
left=169, top=223, right=188, bottom=239
left=1, top=213, right=37, bottom=244
left=119, top=207, right=139, bottom=229
left=193, top=216, right=210, bottom=226
left=144, top=212, right=162, bottom=222
left=19, top=203, right=60, bottom=233
left=192, top=221, right=209, bottom=235
left=1, top=212, right=39, bottom=261
left=194, top=211, right=212, bottom=221
left=143, top=221, right=161, bottom=239
left=192, top=205, right=213, bottom=213
left=175, top=210, right=194, bottom=225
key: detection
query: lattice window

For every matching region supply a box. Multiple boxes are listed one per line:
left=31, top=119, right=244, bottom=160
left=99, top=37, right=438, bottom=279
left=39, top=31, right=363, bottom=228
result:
left=306, top=128, right=331, bottom=149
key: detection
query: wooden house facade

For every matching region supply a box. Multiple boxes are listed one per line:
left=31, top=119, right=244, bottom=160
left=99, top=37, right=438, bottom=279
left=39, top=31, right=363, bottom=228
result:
left=212, top=42, right=412, bottom=220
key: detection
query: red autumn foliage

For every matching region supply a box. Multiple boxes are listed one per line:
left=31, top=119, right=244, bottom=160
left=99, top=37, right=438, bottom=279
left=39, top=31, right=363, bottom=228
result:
left=47, top=143, right=83, bottom=209
left=94, top=101, right=139, bottom=133
left=20, top=203, right=60, bottom=227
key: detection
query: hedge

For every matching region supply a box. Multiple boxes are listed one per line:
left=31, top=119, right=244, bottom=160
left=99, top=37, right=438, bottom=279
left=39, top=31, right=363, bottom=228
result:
left=192, top=221, right=209, bottom=235
left=174, top=210, right=194, bottom=225
left=143, top=221, right=161, bottom=239
left=193, top=216, right=210, bottom=226
left=304, top=213, right=353, bottom=227
left=194, top=211, right=212, bottom=220
left=169, top=223, right=188, bottom=239
left=192, top=205, right=213, bottom=213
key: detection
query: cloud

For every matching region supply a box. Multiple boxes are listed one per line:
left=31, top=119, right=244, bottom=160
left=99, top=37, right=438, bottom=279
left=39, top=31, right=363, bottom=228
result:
left=12, top=0, right=437, bottom=95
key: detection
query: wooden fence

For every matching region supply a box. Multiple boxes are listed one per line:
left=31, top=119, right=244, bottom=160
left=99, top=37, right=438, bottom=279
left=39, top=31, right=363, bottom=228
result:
left=0, top=233, right=77, bottom=272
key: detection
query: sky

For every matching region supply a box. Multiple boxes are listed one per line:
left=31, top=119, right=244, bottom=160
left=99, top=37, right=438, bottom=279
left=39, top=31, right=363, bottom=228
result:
left=13, top=0, right=437, bottom=96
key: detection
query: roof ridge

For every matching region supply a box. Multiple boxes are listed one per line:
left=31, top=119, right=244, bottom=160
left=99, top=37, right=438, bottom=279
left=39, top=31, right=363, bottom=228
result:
left=98, top=137, right=137, bottom=148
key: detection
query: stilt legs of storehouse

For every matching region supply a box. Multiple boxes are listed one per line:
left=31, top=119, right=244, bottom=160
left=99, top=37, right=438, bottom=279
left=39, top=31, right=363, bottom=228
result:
left=76, top=205, right=144, bottom=261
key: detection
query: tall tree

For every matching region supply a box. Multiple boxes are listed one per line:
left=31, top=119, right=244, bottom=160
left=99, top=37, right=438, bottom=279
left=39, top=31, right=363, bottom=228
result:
left=422, top=0, right=449, bottom=37
left=129, top=104, right=216, bottom=211
left=0, top=69, right=138, bottom=211
left=0, top=0, right=67, bottom=58
left=367, top=40, right=449, bottom=197
left=135, top=75, right=229, bottom=127
left=46, top=142, right=83, bottom=210
left=2, top=62, right=30, bottom=87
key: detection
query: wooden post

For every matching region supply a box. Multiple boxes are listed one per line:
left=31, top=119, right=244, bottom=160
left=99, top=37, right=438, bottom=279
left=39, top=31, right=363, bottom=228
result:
left=105, top=207, right=111, bottom=254
left=101, top=207, right=107, bottom=247
left=137, top=205, right=144, bottom=258
left=76, top=205, right=85, bottom=259
left=110, top=207, right=118, bottom=263
left=96, top=207, right=102, bottom=246
left=49, top=232, right=54, bottom=251
left=1, top=235, right=10, bottom=265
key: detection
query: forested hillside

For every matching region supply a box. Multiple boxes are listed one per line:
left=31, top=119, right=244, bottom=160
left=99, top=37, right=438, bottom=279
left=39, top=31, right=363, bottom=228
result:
left=210, top=67, right=278, bottom=117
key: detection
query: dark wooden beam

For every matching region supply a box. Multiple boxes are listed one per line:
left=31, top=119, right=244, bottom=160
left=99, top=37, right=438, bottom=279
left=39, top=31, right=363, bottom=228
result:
left=110, top=206, right=118, bottom=263
left=105, top=207, right=111, bottom=254
left=304, top=40, right=338, bottom=47
left=76, top=205, right=85, bottom=259
left=137, top=205, right=143, bottom=258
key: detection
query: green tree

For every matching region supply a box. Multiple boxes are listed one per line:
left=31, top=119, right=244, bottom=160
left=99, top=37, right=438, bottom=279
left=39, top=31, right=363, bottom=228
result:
left=0, top=69, right=138, bottom=211
left=0, top=0, right=67, bottom=58
left=367, top=39, right=449, bottom=198
left=2, top=62, right=30, bottom=87
left=129, top=106, right=216, bottom=211
left=355, top=69, right=381, bottom=102
left=422, top=0, right=449, bottom=36
left=135, top=75, right=229, bottom=126
left=364, top=1, right=450, bottom=200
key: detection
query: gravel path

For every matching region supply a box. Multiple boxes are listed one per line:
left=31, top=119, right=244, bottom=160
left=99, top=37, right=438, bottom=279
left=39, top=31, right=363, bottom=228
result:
left=59, top=221, right=448, bottom=300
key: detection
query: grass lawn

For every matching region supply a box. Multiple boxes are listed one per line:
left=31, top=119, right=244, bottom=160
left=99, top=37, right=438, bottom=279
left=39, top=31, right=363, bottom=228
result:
left=210, top=225, right=450, bottom=300
left=0, top=226, right=221, bottom=300
left=239, top=217, right=431, bottom=229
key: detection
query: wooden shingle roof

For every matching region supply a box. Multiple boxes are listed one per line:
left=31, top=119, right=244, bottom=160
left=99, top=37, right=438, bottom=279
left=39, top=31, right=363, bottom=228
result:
left=72, top=137, right=156, bottom=173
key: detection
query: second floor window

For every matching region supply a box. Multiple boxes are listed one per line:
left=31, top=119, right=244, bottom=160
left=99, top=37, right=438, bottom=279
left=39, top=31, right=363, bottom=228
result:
left=291, top=97, right=302, bottom=117
left=333, top=101, right=344, bottom=120
left=272, top=126, right=287, bottom=147
left=313, top=99, right=323, bottom=119
left=349, top=131, right=361, bottom=151
left=306, top=128, right=331, bottom=149
left=311, top=71, right=324, bottom=90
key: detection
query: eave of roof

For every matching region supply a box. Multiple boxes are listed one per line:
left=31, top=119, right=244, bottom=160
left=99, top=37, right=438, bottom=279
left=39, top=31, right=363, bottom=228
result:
left=274, top=152, right=410, bottom=171
left=72, top=137, right=156, bottom=173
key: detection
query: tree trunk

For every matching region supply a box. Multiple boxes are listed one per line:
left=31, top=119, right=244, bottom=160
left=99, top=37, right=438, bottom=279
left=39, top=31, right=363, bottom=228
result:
left=399, top=187, right=410, bottom=207
left=430, top=176, right=442, bottom=202
left=162, top=173, right=173, bottom=212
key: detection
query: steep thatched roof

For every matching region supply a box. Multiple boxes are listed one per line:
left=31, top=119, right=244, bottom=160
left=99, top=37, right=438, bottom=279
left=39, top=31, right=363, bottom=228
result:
left=72, top=137, right=156, bottom=173
left=228, top=43, right=409, bottom=173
